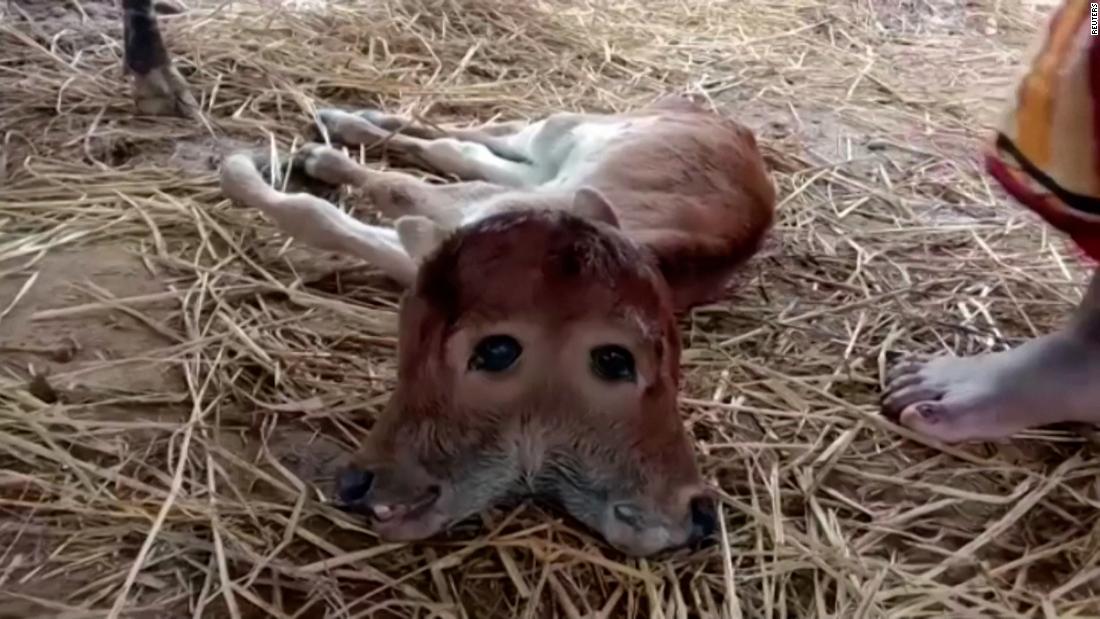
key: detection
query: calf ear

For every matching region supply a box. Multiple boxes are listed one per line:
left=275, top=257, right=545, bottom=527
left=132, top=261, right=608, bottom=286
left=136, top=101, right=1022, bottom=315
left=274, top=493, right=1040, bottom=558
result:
left=396, top=216, right=449, bottom=263
left=572, top=187, right=620, bottom=228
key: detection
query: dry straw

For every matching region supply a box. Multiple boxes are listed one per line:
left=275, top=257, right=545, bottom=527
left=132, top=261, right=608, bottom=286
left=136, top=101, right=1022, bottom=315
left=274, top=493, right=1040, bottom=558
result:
left=2, top=0, right=1098, bottom=616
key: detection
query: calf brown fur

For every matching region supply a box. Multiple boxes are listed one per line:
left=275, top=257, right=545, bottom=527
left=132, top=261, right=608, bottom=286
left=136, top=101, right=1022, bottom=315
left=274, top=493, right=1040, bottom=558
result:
left=219, top=95, right=776, bottom=555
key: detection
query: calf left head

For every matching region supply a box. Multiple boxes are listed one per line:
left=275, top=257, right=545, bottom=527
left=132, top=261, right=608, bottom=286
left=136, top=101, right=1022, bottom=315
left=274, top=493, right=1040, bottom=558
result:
left=337, top=208, right=715, bottom=556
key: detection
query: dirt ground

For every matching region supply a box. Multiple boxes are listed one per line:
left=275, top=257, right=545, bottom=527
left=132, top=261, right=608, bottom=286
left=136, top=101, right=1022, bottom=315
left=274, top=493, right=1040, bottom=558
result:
left=3, top=0, right=1100, bottom=617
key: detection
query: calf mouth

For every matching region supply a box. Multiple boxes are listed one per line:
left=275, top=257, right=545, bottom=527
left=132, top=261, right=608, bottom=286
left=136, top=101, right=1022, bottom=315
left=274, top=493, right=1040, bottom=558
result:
left=366, top=485, right=442, bottom=525
left=338, top=487, right=450, bottom=543
left=333, top=466, right=444, bottom=532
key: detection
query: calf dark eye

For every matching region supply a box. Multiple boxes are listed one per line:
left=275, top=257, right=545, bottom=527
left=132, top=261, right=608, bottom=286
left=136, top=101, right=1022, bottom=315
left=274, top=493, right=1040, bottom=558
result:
left=590, top=345, right=636, bottom=382
left=468, top=335, right=522, bottom=372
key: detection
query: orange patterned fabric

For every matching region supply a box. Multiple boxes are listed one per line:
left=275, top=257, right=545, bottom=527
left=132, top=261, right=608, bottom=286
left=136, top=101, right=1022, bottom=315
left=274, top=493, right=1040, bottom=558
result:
left=985, top=0, right=1100, bottom=260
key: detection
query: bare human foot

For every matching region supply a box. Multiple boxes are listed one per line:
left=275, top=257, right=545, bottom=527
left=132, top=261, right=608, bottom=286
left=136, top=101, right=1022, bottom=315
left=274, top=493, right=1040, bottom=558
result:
left=122, top=0, right=198, bottom=118
left=882, top=270, right=1100, bottom=443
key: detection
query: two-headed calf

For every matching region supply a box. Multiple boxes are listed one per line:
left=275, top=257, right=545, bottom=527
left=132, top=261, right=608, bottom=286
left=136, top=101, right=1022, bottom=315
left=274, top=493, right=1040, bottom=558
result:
left=220, top=96, right=775, bottom=556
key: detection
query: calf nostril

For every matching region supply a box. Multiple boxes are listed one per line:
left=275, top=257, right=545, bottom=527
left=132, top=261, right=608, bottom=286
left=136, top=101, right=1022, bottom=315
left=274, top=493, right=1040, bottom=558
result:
left=336, top=467, right=374, bottom=505
left=689, top=495, right=718, bottom=540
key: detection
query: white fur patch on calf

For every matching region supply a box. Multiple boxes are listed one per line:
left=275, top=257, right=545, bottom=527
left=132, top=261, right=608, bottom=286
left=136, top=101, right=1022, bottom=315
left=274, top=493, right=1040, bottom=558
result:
left=220, top=154, right=417, bottom=285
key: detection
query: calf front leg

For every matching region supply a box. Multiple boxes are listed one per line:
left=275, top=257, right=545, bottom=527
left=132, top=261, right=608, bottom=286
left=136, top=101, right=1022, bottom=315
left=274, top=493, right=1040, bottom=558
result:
left=122, top=0, right=197, bottom=118
left=317, top=110, right=537, bottom=187
left=352, top=109, right=530, bottom=160
left=219, top=154, right=417, bottom=286
left=291, top=143, right=509, bottom=227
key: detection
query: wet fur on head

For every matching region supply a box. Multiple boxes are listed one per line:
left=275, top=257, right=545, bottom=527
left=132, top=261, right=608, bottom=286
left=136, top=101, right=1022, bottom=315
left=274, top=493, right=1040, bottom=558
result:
left=415, top=209, right=674, bottom=330
left=346, top=209, right=706, bottom=555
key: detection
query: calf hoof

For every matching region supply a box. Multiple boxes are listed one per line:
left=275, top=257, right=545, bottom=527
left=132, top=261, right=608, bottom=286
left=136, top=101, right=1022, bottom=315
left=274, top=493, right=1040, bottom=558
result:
left=315, top=108, right=392, bottom=148
left=291, top=143, right=364, bottom=186
left=229, top=147, right=343, bottom=198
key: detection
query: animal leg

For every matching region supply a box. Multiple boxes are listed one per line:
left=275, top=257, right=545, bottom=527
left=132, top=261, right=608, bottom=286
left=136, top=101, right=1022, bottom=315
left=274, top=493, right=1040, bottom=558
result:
left=291, top=143, right=510, bottom=226
left=317, top=109, right=538, bottom=187
left=351, top=109, right=530, bottom=159
left=331, top=110, right=599, bottom=189
left=122, top=0, right=198, bottom=118
left=351, top=109, right=525, bottom=139
left=219, top=153, right=416, bottom=285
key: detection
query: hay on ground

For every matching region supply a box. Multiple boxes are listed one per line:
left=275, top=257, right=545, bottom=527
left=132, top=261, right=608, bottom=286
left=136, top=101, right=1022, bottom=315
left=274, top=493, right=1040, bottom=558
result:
left=1, top=0, right=1098, bottom=616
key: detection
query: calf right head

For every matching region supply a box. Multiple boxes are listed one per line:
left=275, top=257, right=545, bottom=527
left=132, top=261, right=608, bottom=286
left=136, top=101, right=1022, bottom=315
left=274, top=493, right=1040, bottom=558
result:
left=336, top=207, right=716, bottom=556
